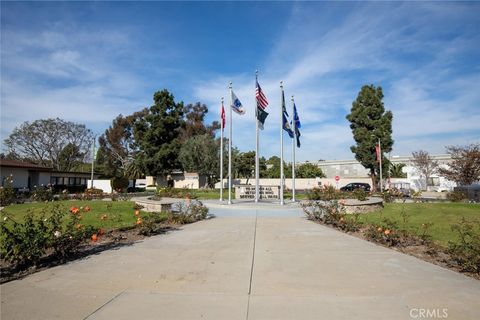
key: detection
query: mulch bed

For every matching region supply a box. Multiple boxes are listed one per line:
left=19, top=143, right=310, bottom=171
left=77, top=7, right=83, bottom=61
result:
left=0, top=223, right=180, bottom=284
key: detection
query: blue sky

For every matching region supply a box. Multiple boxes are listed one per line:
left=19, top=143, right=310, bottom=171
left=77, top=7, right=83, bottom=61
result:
left=1, top=1, right=479, bottom=162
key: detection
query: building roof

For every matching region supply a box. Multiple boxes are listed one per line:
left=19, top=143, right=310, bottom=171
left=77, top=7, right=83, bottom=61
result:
left=0, top=159, right=53, bottom=171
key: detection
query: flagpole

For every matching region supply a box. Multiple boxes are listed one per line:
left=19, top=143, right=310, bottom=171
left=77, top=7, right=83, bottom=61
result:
left=220, top=97, right=224, bottom=202
left=379, top=138, right=383, bottom=192
left=280, top=81, right=284, bottom=205
left=255, top=70, right=260, bottom=203
left=291, top=95, right=296, bottom=202
left=228, top=83, right=233, bottom=205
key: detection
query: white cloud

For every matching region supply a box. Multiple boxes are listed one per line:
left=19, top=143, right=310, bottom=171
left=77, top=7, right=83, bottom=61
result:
left=195, top=2, right=480, bottom=161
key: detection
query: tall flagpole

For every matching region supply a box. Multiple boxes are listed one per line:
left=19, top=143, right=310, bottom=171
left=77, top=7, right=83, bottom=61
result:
left=255, top=71, right=260, bottom=203
left=291, top=96, right=296, bottom=202
left=228, top=83, right=233, bottom=205
left=220, top=97, right=224, bottom=202
left=280, top=81, right=284, bottom=205
left=379, top=138, right=383, bottom=192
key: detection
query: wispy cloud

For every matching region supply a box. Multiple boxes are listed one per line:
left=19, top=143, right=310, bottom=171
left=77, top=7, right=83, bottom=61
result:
left=196, top=2, right=480, bottom=161
left=2, top=2, right=479, bottom=162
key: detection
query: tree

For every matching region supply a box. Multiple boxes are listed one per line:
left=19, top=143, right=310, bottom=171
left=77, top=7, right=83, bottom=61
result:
left=235, top=151, right=256, bottom=181
left=346, top=85, right=393, bottom=191
left=133, top=90, right=185, bottom=176
left=4, top=118, right=93, bottom=171
left=296, top=163, right=326, bottom=178
left=438, top=144, right=480, bottom=186
left=179, top=102, right=220, bottom=141
left=389, top=163, right=407, bottom=178
left=57, top=143, right=83, bottom=172
left=411, top=150, right=439, bottom=191
left=96, top=111, right=147, bottom=178
left=178, top=134, right=219, bottom=187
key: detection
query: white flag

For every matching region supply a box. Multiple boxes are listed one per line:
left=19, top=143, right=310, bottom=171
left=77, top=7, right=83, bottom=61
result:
left=231, top=90, right=246, bottom=115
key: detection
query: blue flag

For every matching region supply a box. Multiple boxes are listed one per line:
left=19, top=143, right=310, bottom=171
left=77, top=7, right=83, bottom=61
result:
left=293, top=103, right=301, bottom=147
left=282, top=91, right=294, bottom=138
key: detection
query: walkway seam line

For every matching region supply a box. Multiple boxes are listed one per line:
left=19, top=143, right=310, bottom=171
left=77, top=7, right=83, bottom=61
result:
left=82, top=290, right=126, bottom=320
left=246, top=209, right=258, bottom=320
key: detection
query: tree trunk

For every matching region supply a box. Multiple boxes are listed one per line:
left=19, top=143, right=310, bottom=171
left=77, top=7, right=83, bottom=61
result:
left=370, top=170, right=377, bottom=192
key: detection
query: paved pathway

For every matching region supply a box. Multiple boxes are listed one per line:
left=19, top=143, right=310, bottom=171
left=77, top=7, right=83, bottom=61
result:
left=1, top=203, right=479, bottom=319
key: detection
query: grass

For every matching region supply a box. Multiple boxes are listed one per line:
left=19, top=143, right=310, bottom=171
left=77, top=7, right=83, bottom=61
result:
left=0, top=200, right=167, bottom=231
left=358, top=202, right=480, bottom=247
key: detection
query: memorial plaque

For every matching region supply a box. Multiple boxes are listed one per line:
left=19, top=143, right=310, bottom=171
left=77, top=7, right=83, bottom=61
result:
left=235, top=185, right=280, bottom=199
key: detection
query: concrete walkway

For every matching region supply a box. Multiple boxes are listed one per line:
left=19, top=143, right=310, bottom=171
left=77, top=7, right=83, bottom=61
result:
left=1, top=204, right=480, bottom=319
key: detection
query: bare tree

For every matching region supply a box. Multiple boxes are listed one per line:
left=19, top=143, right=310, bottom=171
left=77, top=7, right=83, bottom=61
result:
left=411, top=150, right=439, bottom=191
left=438, top=144, right=480, bottom=186
left=4, top=118, right=93, bottom=171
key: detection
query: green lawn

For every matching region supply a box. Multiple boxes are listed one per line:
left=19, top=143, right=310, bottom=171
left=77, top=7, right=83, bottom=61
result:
left=358, top=202, right=480, bottom=247
left=0, top=200, right=166, bottom=231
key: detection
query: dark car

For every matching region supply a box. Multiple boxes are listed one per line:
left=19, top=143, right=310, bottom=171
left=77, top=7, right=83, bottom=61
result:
left=340, top=182, right=371, bottom=192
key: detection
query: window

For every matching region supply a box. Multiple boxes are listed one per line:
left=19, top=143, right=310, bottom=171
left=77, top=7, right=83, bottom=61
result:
left=427, top=177, right=440, bottom=186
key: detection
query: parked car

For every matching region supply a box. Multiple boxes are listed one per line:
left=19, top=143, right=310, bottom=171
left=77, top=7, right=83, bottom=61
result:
left=340, top=183, right=371, bottom=192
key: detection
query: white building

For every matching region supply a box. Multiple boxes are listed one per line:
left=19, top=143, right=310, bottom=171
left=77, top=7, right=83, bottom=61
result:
left=309, top=154, right=456, bottom=192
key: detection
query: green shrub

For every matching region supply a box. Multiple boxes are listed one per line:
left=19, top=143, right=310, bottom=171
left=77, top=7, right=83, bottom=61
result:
left=168, top=201, right=209, bottom=224
left=448, top=219, right=480, bottom=273
left=31, top=185, right=54, bottom=202
left=0, top=175, right=16, bottom=206
left=446, top=191, right=467, bottom=202
left=157, top=187, right=195, bottom=199
left=302, top=200, right=361, bottom=232
left=353, top=188, right=368, bottom=201
left=0, top=204, right=95, bottom=267
left=306, top=185, right=342, bottom=201
left=0, top=212, right=49, bottom=266
left=111, top=177, right=129, bottom=192
left=364, top=224, right=400, bottom=247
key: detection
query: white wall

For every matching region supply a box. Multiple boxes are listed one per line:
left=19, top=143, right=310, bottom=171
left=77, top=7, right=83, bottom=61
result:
left=87, top=179, right=112, bottom=193
left=215, top=178, right=374, bottom=190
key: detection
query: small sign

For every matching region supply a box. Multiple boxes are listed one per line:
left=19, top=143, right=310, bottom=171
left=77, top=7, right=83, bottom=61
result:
left=335, top=175, right=340, bottom=182
left=235, top=185, right=279, bottom=199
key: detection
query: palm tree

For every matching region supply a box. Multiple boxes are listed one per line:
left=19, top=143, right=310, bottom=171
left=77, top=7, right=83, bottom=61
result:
left=389, top=163, right=407, bottom=178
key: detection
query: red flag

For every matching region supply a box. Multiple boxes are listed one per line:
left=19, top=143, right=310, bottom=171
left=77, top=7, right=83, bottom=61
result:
left=221, top=101, right=226, bottom=131
left=375, top=144, right=381, bottom=163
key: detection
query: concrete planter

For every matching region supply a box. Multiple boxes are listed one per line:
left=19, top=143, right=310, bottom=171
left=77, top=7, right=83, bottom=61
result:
left=341, top=197, right=384, bottom=214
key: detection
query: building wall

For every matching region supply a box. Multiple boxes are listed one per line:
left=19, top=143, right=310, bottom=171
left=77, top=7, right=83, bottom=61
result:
left=155, top=173, right=207, bottom=189
left=1, top=167, right=29, bottom=188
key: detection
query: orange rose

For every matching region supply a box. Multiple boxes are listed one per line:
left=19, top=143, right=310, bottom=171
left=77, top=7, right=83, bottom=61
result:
left=136, top=217, right=142, bottom=225
left=384, top=229, right=391, bottom=235
left=134, top=210, right=140, bottom=216
left=70, top=206, right=80, bottom=214
left=91, top=234, right=98, bottom=242
left=377, top=227, right=383, bottom=232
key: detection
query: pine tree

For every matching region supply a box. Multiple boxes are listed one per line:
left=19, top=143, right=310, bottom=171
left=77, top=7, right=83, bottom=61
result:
left=346, top=85, right=393, bottom=190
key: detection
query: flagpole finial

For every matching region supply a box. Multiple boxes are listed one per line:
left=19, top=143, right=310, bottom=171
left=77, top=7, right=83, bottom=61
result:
left=229, top=82, right=232, bottom=89
left=221, top=97, right=224, bottom=103
left=280, top=80, right=283, bottom=89
left=291, top=95, right=294, bottom=102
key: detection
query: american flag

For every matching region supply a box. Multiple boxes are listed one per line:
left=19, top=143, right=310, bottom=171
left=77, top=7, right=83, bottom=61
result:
left=256, top=81, right=268, bottom=109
